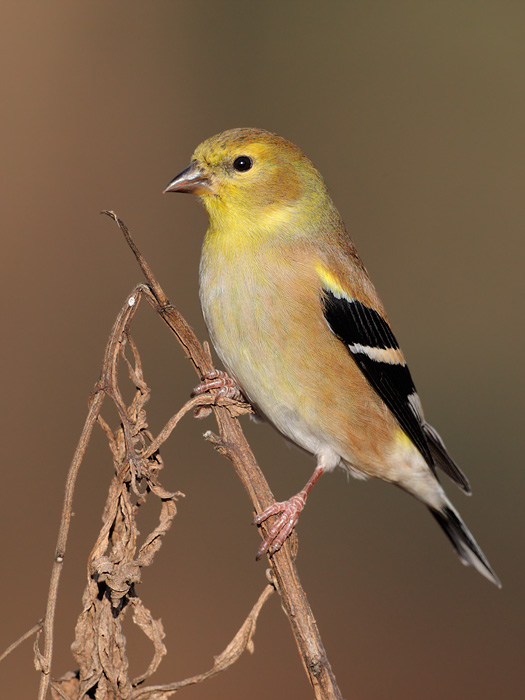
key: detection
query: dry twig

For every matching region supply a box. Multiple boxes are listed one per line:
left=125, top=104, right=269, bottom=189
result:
left=0, top=622, right=42, bottom=664
left=5, top=211, right=342, bottom=699
left=100, top=212, right=343, bottom=700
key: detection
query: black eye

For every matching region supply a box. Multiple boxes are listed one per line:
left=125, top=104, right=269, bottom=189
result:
left=232, top=155, right=253, bottom=172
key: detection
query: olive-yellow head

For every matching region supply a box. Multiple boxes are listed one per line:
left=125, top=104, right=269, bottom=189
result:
left=165, top=127, right=341, bottom=239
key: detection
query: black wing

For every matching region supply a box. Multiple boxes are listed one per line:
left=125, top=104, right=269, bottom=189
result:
left=321, top=288, right=470, bottom=492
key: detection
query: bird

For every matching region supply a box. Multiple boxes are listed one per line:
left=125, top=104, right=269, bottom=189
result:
left=164, top=127, right=500, bottom=586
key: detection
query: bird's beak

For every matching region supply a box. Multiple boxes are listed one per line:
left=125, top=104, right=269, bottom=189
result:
left=163, top=161, right=215, bottom=195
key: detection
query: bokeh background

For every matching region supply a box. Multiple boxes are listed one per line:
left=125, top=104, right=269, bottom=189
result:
left=1, top=2, right=523, bottom=698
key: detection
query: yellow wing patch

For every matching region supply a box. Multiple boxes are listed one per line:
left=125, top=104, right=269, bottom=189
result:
left=315, top=263, right=353, bottom=300
left=395, top=428, right=413, bottom=450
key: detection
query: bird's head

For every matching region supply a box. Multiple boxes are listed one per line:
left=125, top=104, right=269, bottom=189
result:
left=164, top=128, right=336, bottom=234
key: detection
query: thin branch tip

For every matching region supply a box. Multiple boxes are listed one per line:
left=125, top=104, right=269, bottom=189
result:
left=100, top=209, right=120, bottom=223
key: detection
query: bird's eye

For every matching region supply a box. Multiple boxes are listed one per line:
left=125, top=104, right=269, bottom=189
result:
left=232, top=155, right=253, bottom=172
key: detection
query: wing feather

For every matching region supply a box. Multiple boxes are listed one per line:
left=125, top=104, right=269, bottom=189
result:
left=321, top=287, right=470, bottom=492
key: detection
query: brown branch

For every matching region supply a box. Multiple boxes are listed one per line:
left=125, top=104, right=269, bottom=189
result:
left=11, top=210, right=342, bottom=699
left=0, top=621, right=42, bottom=664
left=102, top=212, right=211, bottom=375
left=103, top=211, right=343, bottom=699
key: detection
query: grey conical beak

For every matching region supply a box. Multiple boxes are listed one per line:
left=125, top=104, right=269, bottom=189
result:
left=163, top=161, right=214, bottom=195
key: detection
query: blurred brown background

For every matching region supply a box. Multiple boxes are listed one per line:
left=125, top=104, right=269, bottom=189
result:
left=1, top=2, right=523, bottom=698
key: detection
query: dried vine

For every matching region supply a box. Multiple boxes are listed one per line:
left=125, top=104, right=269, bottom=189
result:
left=2, top=213, right=343, bottom=700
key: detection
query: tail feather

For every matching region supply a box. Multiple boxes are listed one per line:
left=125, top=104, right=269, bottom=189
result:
left=430, top=504, right=501, bottom=587
left=423, top=423, right=471, bottom=494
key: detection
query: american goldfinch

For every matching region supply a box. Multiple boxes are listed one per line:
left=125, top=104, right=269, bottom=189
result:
left=164, top=128, right=499, bottom=586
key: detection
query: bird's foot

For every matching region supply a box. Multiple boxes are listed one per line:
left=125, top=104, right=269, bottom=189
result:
left=253, top=466, right=325, bottom=559
left=192, top=369, right=248, bottom=418
left=192, top=369, right=244, bottom=402
left=254, top=492, right=307, bottom=560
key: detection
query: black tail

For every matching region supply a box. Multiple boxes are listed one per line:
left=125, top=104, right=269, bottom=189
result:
left=430, top=505, right=501, bottom=587
left=423, top=423, right=471, bottom=494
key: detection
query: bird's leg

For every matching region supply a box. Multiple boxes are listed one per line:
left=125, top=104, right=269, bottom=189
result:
left=192, top=368, right=245, bottom=402
left=254, top=465, right=325, bottom=559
